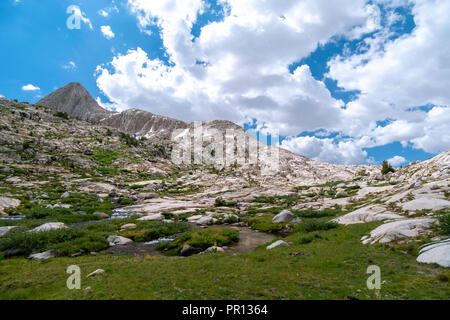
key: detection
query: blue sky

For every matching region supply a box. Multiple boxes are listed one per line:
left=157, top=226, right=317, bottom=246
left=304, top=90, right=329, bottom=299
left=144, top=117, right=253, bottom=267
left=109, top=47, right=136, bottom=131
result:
left=1, top=0, right=448, bottom=166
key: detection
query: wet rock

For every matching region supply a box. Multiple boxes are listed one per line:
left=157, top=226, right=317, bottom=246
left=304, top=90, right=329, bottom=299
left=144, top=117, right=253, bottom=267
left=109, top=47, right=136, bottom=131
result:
left=266, top=240, right=290, bottom=250
left=180, top=244, right=201, bottom=256
left=272, top=210, right=301, bottom=223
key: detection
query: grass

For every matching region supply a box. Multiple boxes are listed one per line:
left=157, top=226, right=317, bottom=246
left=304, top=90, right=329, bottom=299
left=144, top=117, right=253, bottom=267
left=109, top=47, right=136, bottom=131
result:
left=158, top=228, right=239, bottom=254
left=0, top=222, right=448, bottom=299
left=119, top=221, right=190, bottom=242
left=245, top=214, right=286, bottom=233
left=293, top=220, right=339, bottom=233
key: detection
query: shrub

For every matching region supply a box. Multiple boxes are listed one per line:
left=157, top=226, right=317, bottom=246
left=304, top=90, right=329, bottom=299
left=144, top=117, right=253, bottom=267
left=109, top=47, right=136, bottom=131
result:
left=381, top=160, right=395, bottom=175
left=55, top=111, right=69, bottom=120
left=61, top=193, right=114, bottom=214
left=0, top=228, right=84, bottom=255
left=51, top=235, right=109, bottom=256
left=214, top=197, right=238, bottom=207
left=120, top=132, right=139, bottom=147
left=92, top=150, right=119, bottom=166
left=293, top=208, right=341, bottom=218
left=27, top=208, right=72, bottom=219
left=0, top=252, right=4, bottom=261
left=294, top=220, right=338, bottom=233
left=438, top=213, right=450, bottom=235
left=118, top=198, right=134, bottom=206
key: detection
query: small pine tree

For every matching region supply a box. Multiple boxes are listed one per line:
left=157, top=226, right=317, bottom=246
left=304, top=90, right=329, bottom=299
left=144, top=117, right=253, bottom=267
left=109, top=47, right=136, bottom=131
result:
left=381, top=160, right=395, bottom=175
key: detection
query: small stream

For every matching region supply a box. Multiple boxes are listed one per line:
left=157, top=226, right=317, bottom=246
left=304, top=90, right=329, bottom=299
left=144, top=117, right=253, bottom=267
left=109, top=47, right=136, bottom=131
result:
left=102, top=225, right=275, bottom=258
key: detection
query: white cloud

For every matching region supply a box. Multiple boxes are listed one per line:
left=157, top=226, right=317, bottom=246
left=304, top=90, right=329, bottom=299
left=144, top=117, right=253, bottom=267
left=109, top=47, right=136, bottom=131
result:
left=0, top=94, right=4, bottom=98
left=387, top=155, right=407, bottom=166
left=94, top=0, right=450, bottom=164
left=281, top=136, right=370, bottom=165
left=101, top=25, right=115, bottom=39
left=328, top=0, right=450, bottom=151
left=62, top=61, right=77, bottom=70
left=22, top=84, right=40, bottom=91
left=98, top=0, right=376, bottom=134
left=98, top=10, right=108, bottom=17
left=98, top=5, right=119, bottom=17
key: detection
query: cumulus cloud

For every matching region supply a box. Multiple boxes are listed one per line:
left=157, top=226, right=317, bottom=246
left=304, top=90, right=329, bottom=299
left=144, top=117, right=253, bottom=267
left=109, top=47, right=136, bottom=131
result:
left=328, top=0, right=450, bottom=150
left=281, top=136, right=370, bottom=165
left=98, top=0, right=376, bottom=133
left=387, top=155, right=407, bottom=166
left=22, top=84, right=40, bottom=91
left=94, top=0, right=450, bottom=164
left=0, top=94, right=4, bottom=98
left=100, top=25, right=115, bottom=39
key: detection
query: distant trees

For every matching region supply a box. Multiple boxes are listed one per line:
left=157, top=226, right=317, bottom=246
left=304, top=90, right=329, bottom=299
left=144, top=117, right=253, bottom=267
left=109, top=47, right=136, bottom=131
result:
left=381, top=160, right=395, bottom=175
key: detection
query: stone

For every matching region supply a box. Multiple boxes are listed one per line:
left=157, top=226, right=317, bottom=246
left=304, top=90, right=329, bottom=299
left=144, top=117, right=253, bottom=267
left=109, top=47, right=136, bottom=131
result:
left=136, top=193, right=158, bottom=200
left=87, top=269, right=105, bottom=278
left=61, top=191, right=70, bottom=199
left=120, top=223, right=137, bottom=231
left=107, top=235, right=133, bottom=246
left=401, top=198, right=450, bottom=212
left=180, top=244, right=201, bottom=256
left=31, top=222, right=67, bottom=232
left=137, top=213, right=164, bottom=221
left=205, top=246, right=225, bottom=253
left=187, top=215, right=203, bottom=222
left=196, top=216, right=215, bottom=225
left=272, top=210, right=301, bottom=223
left=28, top=250, right=55, bottom=260
left=93, top=212, right=109, bottom=219
left=361, top=218, right=437, bottom=245
left=334, top=205, right=403, bottom=225
left=0, top=197, right=20, bottom=216
left=417, top=239, right=450, bottom=268
left=266, top=240, right=290, bottom=250
left=0, top=226, right=17, bottom=237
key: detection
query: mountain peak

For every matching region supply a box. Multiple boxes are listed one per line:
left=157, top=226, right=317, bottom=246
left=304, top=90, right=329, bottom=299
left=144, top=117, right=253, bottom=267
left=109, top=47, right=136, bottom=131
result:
left=37, top=82, right=111, bottom=121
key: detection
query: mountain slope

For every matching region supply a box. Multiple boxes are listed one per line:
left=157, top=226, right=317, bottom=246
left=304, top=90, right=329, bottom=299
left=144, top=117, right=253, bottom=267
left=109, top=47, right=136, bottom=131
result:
left=37, top=82, right=112, bottom=121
